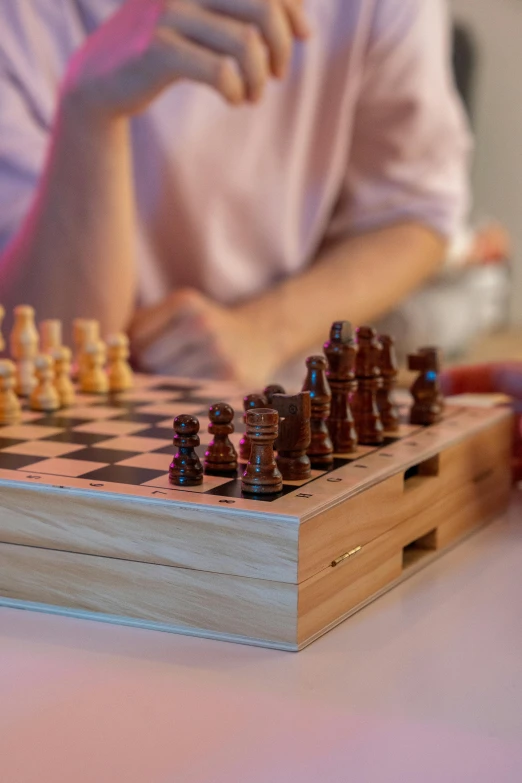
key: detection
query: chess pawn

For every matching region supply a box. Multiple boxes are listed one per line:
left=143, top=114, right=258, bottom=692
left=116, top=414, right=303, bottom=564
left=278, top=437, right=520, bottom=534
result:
left=239, top=393, right=268, bottom=461
left=52, top=346, right=75, bottom=407
left=0, top=360, right=22, bottom=425
left=169, top=415, right=204, bottom=486
left=10, top=304, right=39, bottom=397
left=408, top=346, right=444, bottom=425
left=80, top=340, right=109, bottom=394
left=302, top=355, right=334, bottom=468
left=377, top=335, right=400, bottom=432
left=263, top=384, right=286, bottom=406
left=323, top=321, right=358, bottom=454
left=350, top=326, right=384, bottom=446
left=107, top=333, right=134, bottom=393
left=241, top=408, right=283, bottom=495
left=0, top=304, right=5, bottom=353
left=204, top=402, right=238, bottom=476
left=29, top=354, right=61, bottom=412
left=40, top=319, right=62, bottom=355
left=74, top=319, right=100, bottom=381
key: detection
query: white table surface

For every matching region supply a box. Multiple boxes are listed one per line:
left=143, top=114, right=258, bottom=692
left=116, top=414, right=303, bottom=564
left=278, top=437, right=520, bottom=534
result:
left=1, top=491, right=521, bottom=783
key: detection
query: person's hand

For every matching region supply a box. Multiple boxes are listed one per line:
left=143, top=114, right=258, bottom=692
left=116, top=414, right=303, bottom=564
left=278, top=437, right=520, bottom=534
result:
left=466, top=222, right=511, bottom=266
left=441, top=362, right=522, bottom=483
left=129, top=288, right=279, bottom=386
left=63, top=0, right=311, bottom=116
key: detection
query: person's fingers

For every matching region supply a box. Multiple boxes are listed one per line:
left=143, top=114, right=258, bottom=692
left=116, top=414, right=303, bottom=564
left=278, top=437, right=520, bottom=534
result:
left=441, top=363, right=522, bottom=399
left=280, top=0, right=312, bottom=39
left=200, top=0, right=294, bottom=77
left=163, top=3, right=269, bottom=100
left=148, top=26, right=246, bottom=104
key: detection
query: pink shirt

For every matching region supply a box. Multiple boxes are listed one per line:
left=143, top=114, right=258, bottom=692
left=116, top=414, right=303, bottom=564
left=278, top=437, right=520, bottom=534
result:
left=0, top=0, right=470, bottom=310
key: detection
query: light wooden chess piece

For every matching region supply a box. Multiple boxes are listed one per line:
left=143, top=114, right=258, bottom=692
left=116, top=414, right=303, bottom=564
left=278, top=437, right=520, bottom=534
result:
left=0, top=360, right=22, bottom=425
left=73, top=318, right=100, bottom=382
left=81, top=340, right=109, bottom=394
left=29, top=354, right=61, bottom=412
left=0, top=305, right=5, bottom=353
left=52, top=346, right=75, bottom=407
left=107, top=333, right=134, bottom=392
left=40, top=319, right=62, bottom=355
left=10, top=305, right=39, bottom=397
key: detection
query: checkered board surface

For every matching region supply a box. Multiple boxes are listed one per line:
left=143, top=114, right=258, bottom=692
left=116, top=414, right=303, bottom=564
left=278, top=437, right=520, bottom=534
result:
left=0, top=373, right=431, bottom=504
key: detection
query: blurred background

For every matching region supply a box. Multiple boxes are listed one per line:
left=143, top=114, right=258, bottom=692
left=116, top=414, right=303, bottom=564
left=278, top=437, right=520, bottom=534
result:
left=450, top=0, right=521, bottom=325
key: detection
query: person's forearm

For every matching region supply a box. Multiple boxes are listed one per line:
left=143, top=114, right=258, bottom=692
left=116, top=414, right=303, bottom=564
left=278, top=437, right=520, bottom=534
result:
left=0, top=93, right=137, bottom=335
left=236, top=221, right=446, bottom=364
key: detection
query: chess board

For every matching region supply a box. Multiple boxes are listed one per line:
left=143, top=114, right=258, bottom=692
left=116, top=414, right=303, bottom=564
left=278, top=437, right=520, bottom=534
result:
left=0, top=373, right=513, bottom=651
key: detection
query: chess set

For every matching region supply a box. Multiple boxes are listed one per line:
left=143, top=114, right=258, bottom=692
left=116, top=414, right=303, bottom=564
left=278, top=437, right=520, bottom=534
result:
left=0, top=307, right=513, bottom=651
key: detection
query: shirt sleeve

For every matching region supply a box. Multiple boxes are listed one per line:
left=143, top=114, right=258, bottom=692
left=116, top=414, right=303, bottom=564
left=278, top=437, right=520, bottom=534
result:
left=326, top=0, right=472, bottom=242
left=0, top=59, right=48, bottom=255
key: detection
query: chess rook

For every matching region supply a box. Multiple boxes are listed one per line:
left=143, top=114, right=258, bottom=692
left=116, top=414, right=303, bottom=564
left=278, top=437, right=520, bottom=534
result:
left=350, top=326, right=384, bottom=446
left=241, top=409, right=283, bottom=495
left=271, top=392, right=312, bottom=481
left=263, top=384, right=286, bottom=406
left=0, top=360, right=22, bottom=424
left=107, top=333, right=134, bottom=393
left=323, top=321, right=358, bottom=454
left=30, top=354, right=61, bottom=412
left=10, top=305, right=39, bottom=397
left=377, top=334, right=400, bottom=432
left=52, top=346, right=75, bottom=407
left=40, top=319, right=62, bottom=355
left=204, top=402, right=238, bottom=476
left=239, top=393, right=268, bottom=461
left=302, top=355, right=334, bottom=468
left=169, top=414, right=204, bottom=486
left=74, top=319, right=100, bottom=382
left=408, top=347, right=444, bottom=426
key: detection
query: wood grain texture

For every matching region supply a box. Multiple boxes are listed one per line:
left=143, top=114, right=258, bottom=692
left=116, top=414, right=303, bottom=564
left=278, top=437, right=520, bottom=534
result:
left=0, top=488, right=299, bottom=582
left=0, top=542, right=297, bottom=646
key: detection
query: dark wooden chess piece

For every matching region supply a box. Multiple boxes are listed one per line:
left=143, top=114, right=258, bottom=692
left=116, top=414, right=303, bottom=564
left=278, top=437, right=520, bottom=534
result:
left=204, top=402, right=238, bottom=476
left=263, top=384, right=286, bottom=406
left=377, top=334, right=400, bottom=432
left=239, top=393, right=268, bottom=461
left=169, top=414, right=204, bottom=486
left=271, top=392, right=312, bottom=481
left=323, top=321, right=358, bottom=454
left=302, top=355, right=334, bottom=469
left=350, top=326, right=384, bottom=446
left=408, top=346, right=445, bottom=425
left=241, top=408, right=283, bottom=495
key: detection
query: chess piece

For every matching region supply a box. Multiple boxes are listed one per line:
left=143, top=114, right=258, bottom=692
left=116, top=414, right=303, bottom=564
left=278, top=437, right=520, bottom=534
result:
left=10, top=305, right=39, bottom=397
left=376, top=335, right=400, bottom=432
left=107, top=333, right=134, bottom=392
left=52, top=346, right=75, bottom=407
left=73, top=319, right=100, bottom=382
left=302, top=355, right=334, bottom=468
left=239, top=393, right=268, bottom=461
left=204, top=402, right=238, bottom=476
left=80, top=340, right=109, bottom=394
left=350, top=327, right=384, bottom=446
left=241, top=408, right=283, bottom=495
left=323, top=321, right=358, bottom=454
left=408, top=347, right=444, bottom=425
left=0, top=360, right=22, bottom=424
left=169, top=414, right=204, bottom=486
left=263, top=384, right=286, bottom=406
left=0, top=305, right=5, bottom=353
left=271, top=392, right=312, bottom=481
left=29, top=354, right=61, bottom=412
left=40, top=319, right=62, bottom=355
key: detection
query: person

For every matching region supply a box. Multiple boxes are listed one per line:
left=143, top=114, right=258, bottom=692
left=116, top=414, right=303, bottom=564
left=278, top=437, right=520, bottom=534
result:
left=442, top=362, right=522, bottom=483
left=0, top=0, right=471, bottom=385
